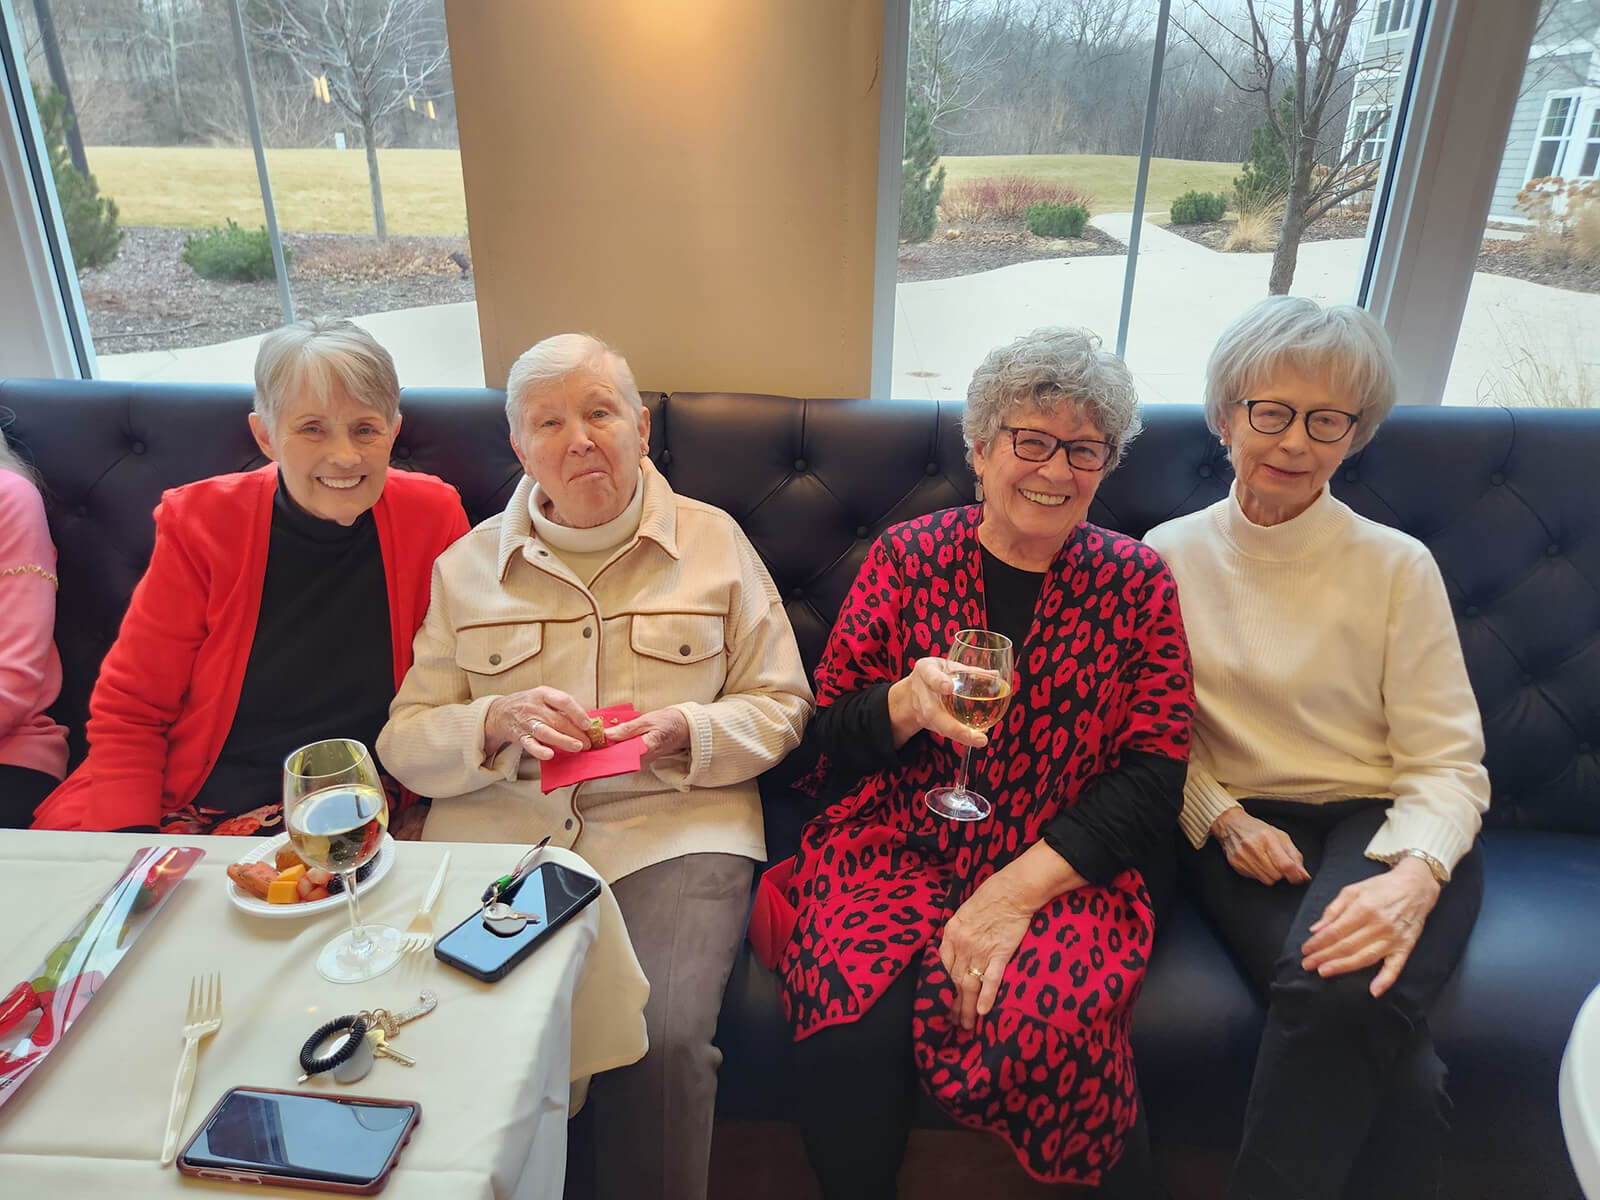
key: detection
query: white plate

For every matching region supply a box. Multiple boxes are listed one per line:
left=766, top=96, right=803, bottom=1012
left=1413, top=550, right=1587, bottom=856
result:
left=226, top=831, right=396, bottom=919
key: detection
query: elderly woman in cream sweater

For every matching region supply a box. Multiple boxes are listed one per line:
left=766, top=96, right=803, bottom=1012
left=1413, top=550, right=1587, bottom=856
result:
left=378, top=333, right=812, bottom=1200
left=1144, top=297, right=1488, bottom=1200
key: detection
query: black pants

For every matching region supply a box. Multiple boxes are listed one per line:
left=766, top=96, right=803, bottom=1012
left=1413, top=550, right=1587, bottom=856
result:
left=0, top=764, right=58, bottom=828
left=793, top=965, right=1158, bottom=1200
left=1182, top=798, right=1484, bottom=1200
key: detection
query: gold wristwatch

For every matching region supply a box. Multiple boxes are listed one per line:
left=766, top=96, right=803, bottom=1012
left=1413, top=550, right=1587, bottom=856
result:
left=1388, top=847, right=1450, bottom=885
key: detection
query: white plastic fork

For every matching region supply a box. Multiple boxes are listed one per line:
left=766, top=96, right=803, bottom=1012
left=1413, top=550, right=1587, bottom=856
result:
left=159, top=973, right=222, bottom=1166
left=399, top=851, right=451, bottom=955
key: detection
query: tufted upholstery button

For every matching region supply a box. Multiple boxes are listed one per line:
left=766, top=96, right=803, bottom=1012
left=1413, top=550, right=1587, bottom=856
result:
left=1489, top=471, right=1505, bottom=485
left=1547, top=544, right=1561, bottom=557
left=76, top=504, right=89, bottom=517
left=582, top=627, right=592, bottom=639
left=793, top=458, right=807, bottom=473
left=1464, top=605, right=1480, bottom=618
left=130, top=440, right=147, bottom=455
left=1523, top=674, right=1535, bottom=687
left=679, top=644, right=691, bottom=656
left=536, top=548, right=549, bottom=556
left=1580, top=743, right=1593, bottom=755
left=855, top=525, right=870, bottom=539
left=791, top=587, right=805, bottom=601
left=394, top=445, right=412, bottom=460
left=925, top=463, right=939, bottom=476
left=564, top=818, right=574, bottom=830
left=488, top=653, right=501, bottom=665
left=1197, top=464, right=1212, bottom=479
left=1343, top=469, right=1358, bottom=483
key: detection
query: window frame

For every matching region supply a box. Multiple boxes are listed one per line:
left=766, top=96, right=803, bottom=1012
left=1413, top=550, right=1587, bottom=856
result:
left=1374, top=0, right=1418, bottom=38
left=1526, top=90, right=1583, bottom=182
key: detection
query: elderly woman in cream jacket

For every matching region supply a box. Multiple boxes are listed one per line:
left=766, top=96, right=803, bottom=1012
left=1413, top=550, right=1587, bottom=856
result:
left=378, top=333, right=812, bottom=1200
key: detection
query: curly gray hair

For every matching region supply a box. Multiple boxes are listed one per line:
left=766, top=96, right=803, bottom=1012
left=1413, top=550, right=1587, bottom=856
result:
left=252, top=318, right=400, bottom=429
left=504, top=333, right=642, bottom=437
left=1204, top=296, right=1396, bottom=452
left=962, top=327, right=1141, bottom=469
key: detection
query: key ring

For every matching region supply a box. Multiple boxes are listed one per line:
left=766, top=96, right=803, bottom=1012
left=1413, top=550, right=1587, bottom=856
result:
left=480, top=836, right=551, bottom=934
left=298, top=1014, right=372, bottom=1082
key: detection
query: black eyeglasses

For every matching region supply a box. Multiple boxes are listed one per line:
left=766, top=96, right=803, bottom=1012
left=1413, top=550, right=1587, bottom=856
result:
left=1239, top=400, right=1360, bottom=444
left=1000, top=425, right=1115, bottom=471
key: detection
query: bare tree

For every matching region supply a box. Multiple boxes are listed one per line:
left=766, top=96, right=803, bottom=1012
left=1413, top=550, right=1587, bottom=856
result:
left=909, top=0, right=1021, bottom=138
left=1519, top=0, right=1600, bottom=101
left=1176, top=0, right=1400, bottom=293
left=248, top=0, right=451, bottom=239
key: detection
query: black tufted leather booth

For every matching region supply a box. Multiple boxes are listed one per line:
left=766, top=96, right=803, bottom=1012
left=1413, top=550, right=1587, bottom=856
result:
left=2, top=379, right=1596, bottom=1198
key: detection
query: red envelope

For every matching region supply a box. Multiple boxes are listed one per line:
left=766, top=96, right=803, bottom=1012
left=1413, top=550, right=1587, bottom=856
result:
left=539, top=705, right=646, bottom=793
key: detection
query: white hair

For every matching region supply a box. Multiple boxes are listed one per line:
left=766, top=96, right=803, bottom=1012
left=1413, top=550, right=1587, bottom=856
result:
left=253, top=317, right=401, bottom=429
left=504, top=333, right=641, bottom=436
left=1204, top=296, right=1397, bottom=452
left=0, top=423, right=40, bottom=487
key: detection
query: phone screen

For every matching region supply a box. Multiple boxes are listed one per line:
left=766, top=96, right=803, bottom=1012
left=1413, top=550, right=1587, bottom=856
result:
left=181, top=1089, right=416, bottom=1185
left=434, top=861, right=600, bottom=981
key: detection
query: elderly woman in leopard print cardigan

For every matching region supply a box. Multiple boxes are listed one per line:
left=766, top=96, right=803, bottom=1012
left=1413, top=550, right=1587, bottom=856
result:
left=754, top=326, right=1194, bottom=1199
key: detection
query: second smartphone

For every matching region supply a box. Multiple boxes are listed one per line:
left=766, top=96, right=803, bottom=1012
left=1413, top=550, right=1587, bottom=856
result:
left=433, top=859, right=602, bottom=982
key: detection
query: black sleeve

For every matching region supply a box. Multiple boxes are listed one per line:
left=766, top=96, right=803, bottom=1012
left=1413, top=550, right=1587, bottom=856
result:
left=809, top=682, right=911, bottom=777
left=1040, top=750, right=1186, bottom=886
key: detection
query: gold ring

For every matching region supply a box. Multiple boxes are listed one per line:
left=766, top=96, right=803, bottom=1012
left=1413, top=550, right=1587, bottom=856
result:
left=966, top=966, right=984, bottom=980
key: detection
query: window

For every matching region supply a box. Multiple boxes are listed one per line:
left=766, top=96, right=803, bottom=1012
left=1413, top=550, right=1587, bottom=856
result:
left=1529, top=93, right=1579, bottom=180
left=1373, top=0, right=1417, bottom=37
left=1351, top=106, right=1393, bottom=164
left=5, top=0, right=478, bottom=386
left=1580, top=110, right=1600, bottom=179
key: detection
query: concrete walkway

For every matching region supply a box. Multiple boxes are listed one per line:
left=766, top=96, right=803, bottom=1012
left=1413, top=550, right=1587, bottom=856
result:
left=101, top=216, right=1595, bottom=408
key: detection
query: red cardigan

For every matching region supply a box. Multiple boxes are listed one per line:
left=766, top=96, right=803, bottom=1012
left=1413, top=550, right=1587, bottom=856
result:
left=34, top=465, right=470, bottom=831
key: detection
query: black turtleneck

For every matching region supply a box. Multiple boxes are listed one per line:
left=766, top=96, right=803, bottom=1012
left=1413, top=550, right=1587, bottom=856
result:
left=188, top=474, right=393, bottom=821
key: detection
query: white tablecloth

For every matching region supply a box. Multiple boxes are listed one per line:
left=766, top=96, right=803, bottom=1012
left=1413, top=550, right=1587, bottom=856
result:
left=1563, top=982, right=1600, bottom=1200
left=0, top=831, right=649, bottom=1198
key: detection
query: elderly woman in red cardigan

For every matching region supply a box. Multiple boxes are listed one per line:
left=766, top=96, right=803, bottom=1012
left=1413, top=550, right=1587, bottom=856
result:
left=766, top=327, right=1194, bottom=1198
left=34, top=318, right=468, bottom=835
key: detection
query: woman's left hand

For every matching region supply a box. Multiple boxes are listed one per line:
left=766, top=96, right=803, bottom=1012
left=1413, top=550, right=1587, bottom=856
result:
left=937, top=871, right=1035, bottom=1032
left=605, top=707, right=691, bottom=765
left=1301, top=856, right=1442, bottom=997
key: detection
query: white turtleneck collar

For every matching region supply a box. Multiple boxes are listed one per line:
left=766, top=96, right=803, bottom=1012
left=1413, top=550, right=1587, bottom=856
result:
left=529, top=468, right=646, bottom=557
left=1213, top=477, right=1349, bottom=563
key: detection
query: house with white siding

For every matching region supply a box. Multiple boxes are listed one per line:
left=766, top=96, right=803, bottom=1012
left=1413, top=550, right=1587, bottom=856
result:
left=1348, top=0, right=1599, bottom=222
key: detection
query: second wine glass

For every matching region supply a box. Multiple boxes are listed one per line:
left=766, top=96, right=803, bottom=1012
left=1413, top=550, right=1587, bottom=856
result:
left=284, top=738, right=401, bottom=984
left=924, top=629, right=1014, bottom=821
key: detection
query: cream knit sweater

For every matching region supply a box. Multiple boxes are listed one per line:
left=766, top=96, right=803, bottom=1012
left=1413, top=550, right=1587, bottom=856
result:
left=1144, top=482, right=1488, bottom=874
left=378, top=461, right=813, bottom=884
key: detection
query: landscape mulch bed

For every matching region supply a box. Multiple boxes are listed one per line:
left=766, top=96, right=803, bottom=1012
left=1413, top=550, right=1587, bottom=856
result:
left=1166, top=212, right=1600, bottom=294
left=898, top=216, right=1124, bottom=283
left=78, top=227, right=475, bottom=354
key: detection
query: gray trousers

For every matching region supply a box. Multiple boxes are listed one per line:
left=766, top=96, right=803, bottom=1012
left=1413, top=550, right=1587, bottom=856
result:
left=586, top=852, right=753, bottom=1200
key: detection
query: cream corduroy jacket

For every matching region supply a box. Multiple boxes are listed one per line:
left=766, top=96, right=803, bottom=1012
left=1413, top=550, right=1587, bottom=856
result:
left=378, top=460, right=813, bottom=884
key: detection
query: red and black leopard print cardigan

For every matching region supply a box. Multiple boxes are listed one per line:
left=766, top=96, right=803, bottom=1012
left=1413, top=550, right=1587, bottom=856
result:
left=778, top=505, right=1192, bottom=1184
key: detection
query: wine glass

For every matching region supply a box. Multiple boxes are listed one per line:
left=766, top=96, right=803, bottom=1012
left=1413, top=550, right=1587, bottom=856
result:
left=284, top=738, right=401, bottom=984
left=924, top=629, right=1014, bottom=822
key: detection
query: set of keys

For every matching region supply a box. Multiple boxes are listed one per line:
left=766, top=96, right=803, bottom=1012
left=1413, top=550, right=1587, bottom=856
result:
left=296, top=991, right=437, bottom=1084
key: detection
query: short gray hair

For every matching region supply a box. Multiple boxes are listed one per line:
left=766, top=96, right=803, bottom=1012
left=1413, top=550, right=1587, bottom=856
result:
left=1204, top=296, right=1396, bottom=452
left=504, top=333, right=641, bottom=434
left=253, top=318, right=400, bottom=429
left=963, top=327, right=1141, bottom=469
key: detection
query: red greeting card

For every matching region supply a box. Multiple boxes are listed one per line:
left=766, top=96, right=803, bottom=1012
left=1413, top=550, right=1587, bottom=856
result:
left=539, top=705, right=646, bottom=793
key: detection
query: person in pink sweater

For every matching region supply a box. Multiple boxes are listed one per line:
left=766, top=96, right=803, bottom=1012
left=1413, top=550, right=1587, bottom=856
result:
left=0, top=425, right=69, bottom=826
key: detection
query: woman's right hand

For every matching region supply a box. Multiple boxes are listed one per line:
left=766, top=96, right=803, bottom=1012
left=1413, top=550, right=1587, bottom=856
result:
left=1211, top=807, right=1311, bottom=885
left=887, top=657, right=989, bottom=751
left=483, top=688, right=592, bottom=762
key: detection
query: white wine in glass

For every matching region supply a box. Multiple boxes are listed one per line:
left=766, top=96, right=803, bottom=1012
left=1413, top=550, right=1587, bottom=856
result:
left=284, top=738, right=401, bottom=984
left=924, top=629, right=1014, bottom=821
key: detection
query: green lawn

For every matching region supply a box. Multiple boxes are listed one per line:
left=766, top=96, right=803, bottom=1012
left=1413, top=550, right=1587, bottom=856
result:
left=81, top=145, right=1238, bottom=235
left=85, top=146, right=468, bottom=235
left=940, top=153, right=1239, bottom=220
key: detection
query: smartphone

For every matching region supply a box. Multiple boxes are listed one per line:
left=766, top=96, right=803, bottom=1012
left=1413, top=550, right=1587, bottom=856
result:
left=175, top=1087, right=420, bottom=1194
left=433, top=859, right=602, bottom=983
